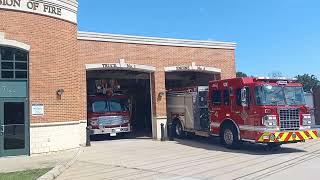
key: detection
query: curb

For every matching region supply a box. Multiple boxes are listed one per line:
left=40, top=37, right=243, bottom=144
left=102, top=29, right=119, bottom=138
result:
left=37, top=147, right=83, bottom=180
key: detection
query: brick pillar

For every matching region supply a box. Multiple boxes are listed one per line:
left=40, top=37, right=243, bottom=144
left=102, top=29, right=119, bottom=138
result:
left=151, top=71, right=167, bottom=139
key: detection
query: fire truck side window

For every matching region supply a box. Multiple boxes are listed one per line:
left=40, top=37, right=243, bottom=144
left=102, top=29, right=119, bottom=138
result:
left=212, top=90, right=222, bottom=105
left=236, top=87, right=251, bottom=106
left=223, top=89, right=230, bottom=105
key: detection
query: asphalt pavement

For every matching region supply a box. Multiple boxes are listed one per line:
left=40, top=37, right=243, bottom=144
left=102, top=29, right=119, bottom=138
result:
left=56, top=136, right=320, bottom=180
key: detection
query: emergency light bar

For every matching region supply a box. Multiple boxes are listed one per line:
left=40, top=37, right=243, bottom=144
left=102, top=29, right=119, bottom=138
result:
left=255, top=77, right=297, bottom=81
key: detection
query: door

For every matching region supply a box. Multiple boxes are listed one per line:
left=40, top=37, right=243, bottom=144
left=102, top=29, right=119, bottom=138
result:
left=0, top=98, right=29, bottom=157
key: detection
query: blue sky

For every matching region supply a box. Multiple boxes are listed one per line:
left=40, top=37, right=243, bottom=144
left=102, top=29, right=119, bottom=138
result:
left=78, top=0, right=320, bottom=78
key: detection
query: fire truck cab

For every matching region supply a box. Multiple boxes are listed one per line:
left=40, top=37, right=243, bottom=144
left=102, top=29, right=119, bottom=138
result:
left=167, top=77, right=318, bottom=149
left=87, top=92, right=132, bottom=137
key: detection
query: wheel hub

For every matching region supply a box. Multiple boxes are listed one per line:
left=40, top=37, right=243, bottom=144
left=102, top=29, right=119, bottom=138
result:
left=224, top=129, right=234, bottom=145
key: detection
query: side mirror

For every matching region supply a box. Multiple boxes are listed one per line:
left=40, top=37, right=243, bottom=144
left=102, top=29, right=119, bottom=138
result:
left=241, top=88, right=248, bottom=107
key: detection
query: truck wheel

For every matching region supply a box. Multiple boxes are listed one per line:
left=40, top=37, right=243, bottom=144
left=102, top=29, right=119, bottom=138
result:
left=173, top=120, right=184, bottom=139
left=221, top=125, right=241, bottom=149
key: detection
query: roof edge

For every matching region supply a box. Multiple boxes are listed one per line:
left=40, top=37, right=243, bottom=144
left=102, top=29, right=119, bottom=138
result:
left=77, top=31, right=236, bottom=50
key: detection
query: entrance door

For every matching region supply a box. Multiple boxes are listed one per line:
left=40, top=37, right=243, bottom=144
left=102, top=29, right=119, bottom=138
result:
left=0, top=98, right=29, bottom=157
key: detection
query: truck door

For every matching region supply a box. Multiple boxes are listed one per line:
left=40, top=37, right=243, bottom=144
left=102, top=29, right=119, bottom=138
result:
left=209, top=83, right=222, bottom=134
left=233, top=86, right=256, bottom=139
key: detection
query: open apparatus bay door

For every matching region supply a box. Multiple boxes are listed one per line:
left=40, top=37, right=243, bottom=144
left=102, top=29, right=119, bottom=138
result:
left=86, top=61, right=155, bottom=138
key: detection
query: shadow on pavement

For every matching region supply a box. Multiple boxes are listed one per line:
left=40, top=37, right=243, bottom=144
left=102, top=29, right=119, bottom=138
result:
left=174, top=135, right=306, bottom=155
left=90, top=133, right=152, bottom=142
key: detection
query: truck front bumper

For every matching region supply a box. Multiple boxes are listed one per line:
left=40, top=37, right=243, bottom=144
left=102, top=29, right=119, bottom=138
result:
left=90, top=126, right=131, bottom=135
left=257, top=129, right=318, bottom=143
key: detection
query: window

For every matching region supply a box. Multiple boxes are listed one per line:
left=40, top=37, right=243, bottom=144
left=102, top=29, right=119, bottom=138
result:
left=0, top=47, right=28, bottom=79
left=90, top=98, right=129, bottom=113
left=212, top=90, right=221, bottom=105
left=223, top=89, right=230, bottom=105
left=236, top=87, right=251, bottom=106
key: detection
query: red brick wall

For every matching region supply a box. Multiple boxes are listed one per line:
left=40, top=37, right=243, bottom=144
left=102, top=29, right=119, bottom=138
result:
left=78, top=40, right=236, bottom=117
left=0, top=10, right=85, bottom=123
left=0, top=9, right=236, bottom=123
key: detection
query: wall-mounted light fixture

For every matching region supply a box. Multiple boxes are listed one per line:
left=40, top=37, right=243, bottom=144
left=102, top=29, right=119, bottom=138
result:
left=158, top=91, right=166, bottom=98
left=56, top=89, right=65, bottom=96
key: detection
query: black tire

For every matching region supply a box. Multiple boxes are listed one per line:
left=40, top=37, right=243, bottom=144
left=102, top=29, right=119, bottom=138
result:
left=173, top=120, right=185, bottom=139
left=220, top=124, right=241, bottom=149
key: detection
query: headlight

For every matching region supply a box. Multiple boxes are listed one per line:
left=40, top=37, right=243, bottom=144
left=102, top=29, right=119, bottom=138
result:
left=122, top=117, right=130, bottom=124
left=90, top=119, right=98, bottom=126
left=302, top=114, right=312, bottom=126
left=262, top=115, right=277, bottom=127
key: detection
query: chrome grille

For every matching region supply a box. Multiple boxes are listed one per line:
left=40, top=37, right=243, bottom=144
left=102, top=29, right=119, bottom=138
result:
left=279, top=108, right=300, bottom=131
left=98, top=116, right=126, bottom=126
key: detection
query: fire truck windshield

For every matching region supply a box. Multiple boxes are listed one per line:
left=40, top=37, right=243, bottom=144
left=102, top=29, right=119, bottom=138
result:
left=255, top=85, right=305, bottom=106
left=90, top=99, right=129, bottom=113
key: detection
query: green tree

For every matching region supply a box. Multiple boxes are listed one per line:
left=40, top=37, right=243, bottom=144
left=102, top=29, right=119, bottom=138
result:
left=236, top=72, right=248, bottom=77
left=295, top=74, right=320, bottom=92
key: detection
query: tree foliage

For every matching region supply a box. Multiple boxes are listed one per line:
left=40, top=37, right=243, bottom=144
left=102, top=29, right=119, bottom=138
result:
left=295, top=74, right=320, bottom=92
left=236, top=72, right=248, bottom=77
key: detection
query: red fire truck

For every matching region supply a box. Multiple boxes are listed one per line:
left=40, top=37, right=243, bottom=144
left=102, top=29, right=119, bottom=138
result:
left=167, top=77, right=318, bottom=149
left=87, top=93, right=131, bottom=137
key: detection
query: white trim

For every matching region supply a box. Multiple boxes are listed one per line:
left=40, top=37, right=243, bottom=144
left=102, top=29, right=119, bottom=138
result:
left=242, top=138, right=256, bottom=143
left=30, top=120, right=85, bottom=127
left=239, top=125, right=279, bottom=132
left=157, top=116, right=168, bottom=120
left=78, top=31, right=236, bottom=50
left=85, top=59, right=156, bottom=72
left=164, top=62, right=221, bottom=73
left=0, top=32, right=30, bottom=51
left=0, top=0, right=78, bottom=24
left=79, top=120, right=87, bottom=123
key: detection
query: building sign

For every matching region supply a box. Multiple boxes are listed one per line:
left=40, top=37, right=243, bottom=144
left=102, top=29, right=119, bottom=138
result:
left=32, top=104, right=44, bottom=116
left=0, top=81, right=27, bottom=98
left=0, top=0, right=77, bottom=23
left=86, top=59, right=156, bottom=72
left=165, top=63, right=221, bottom=73
left=102, top=63, right=137, bottom=69
left=176, top=65, right=206, bottom=71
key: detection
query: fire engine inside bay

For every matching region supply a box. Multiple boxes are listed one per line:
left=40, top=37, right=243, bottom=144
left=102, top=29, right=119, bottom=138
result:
left=86, top=67, right=219, bottom=139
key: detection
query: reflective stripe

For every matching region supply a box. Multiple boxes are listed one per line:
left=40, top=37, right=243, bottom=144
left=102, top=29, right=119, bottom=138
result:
left=239, top=125, right=271, bottom=132
left=211, top=122, right=220, bottom=128
left=310, top=130, right=318, bottom=139
left=257, top=130, right=318, bottom=143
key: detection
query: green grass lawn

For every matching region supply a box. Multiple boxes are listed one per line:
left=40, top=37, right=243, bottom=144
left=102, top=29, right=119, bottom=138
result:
left=0, top=168, right=52, bottom=180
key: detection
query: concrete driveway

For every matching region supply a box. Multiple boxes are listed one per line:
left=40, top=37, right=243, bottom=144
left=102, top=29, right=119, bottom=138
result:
left=57, top=136, right=320, bottom=180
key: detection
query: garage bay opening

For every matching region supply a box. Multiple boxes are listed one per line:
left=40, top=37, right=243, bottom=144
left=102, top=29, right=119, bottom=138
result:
left=165, top=67, right=220, bottom=139
left=86, top=70, right=152, bottom=138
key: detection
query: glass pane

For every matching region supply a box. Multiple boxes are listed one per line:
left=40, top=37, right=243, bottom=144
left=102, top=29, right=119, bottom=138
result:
left=4, top=102, right=25, bottom=150
left=15, top=50, right=28, bottom=61
left=1, top=62, right=14, bottom=69
left=15, top=71, right=28, bottom=79
left=1, top=71, right=14, bottom=78
left=1, top=48, right=14, bottom=61
left=15, top=62, right=27, bottom=70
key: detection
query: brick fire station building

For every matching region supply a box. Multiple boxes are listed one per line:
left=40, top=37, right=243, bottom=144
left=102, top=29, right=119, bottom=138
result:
left=0, top=0, right=236, bottom=156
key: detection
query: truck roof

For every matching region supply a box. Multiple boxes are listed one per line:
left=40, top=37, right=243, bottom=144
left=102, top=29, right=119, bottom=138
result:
left=209, top=77, right=302, bottom=86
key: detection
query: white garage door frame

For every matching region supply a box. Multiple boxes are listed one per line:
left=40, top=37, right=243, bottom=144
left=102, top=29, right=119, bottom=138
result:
left=164, top=62, right=221, bottom=74
left=85, top=59, right=156, bottom=138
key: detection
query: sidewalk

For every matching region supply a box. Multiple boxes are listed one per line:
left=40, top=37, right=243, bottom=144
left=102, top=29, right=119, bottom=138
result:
left=0, top=149, right=79, bottom=173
